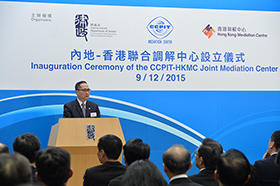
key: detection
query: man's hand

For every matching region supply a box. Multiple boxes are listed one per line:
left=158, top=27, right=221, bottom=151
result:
left=262, top=150, right=270, bottom=159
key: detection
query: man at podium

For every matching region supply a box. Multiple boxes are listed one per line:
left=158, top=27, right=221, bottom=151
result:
left=63, top=80, right=100, bottom=118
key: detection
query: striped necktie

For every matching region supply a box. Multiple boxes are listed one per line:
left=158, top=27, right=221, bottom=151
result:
left=81, top=103, right=86, bottom=117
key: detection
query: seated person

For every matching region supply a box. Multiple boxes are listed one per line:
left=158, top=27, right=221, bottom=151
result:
left=162, top=144, right=203, bottom=186
left=13, top=133, right=42, bottom=186
left=254, top=130, right=280, bottom=186
left=0, top=153, right=32, bottom=186
left=108, top=138, right=150, bottom=186
left=35, top=147, right=73, bottom=186
left=189, top=138, right=223, bottom=186
left=121, top=160, right=167, bottom=186
left=83, top=134, right=126, bottom=186
left=215, top=149, right=251, bottom=186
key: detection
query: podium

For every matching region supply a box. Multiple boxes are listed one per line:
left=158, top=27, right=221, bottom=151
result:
left=48, top=118, right=125, bottom=186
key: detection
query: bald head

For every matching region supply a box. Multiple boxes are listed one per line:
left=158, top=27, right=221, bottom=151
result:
left=162, top=145, right=191, bottom=174
left=0, top=143, right=9, bottom=154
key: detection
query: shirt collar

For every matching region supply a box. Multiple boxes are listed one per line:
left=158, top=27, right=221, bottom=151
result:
left=170, top=174, right=188, bottom=182
left=200, top=168, right=206, bottom=172
left=77, top=98, right=87, bottom=107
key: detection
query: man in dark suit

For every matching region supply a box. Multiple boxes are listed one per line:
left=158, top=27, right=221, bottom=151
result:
left=35, top=147, right=73, bottom=186
left=254, top=130, right=280, bottom=186
left=83, top=134, right=126, bottom=186
left=189, top=138, right=223, bottom=186
left=162, top=144, right=203, bottom=186
left=13, top=133, right=42, bottom=186
left=63, top=80, right=100, bottom=118
left=214, top=149, right=250, bottom=186
left=108, top=138, right=150, bottom=186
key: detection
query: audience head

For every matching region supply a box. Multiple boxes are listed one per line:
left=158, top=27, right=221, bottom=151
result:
left=0, top=153, right=32, bottom=186
left=121, top=159, right=167, bottom=186
left=0, top=143, right=9, bottom=154
left=215, top=149, right=250, bottom=186
left=97, top=134, right=123, bottom=163
left=35, top=147, right=72, bottom=186
left=202, top=137, right=223, bottom=152
left=196, top=138, right=223, bottom=169
left=269, top=130, right=280, bottom=153
left=123, top=138, right=150, bottom=166
left=162, top=144, right=191, bottom=178
left=13, top=133, right=41, bottom=163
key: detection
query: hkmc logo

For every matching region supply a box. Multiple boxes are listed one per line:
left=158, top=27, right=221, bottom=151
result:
left=75, top=14, right=89, bottom=42
left=202, top=24, right=215, bottom=39
left=147, top=16, right=174, bottom=39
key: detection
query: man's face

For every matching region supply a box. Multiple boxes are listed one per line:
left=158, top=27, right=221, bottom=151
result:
left=97, top=149, right=102, bottom=163
left=76, top=83, right=90, bottom=102
left=268, top=139, right=274, bottom=154
left=195, top=145, right=204, bottom=169
left=195, top=146, right=200, bottom=168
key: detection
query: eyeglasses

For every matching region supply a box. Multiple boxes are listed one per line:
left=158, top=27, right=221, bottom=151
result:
left=78, top=88, right=91, bottom=92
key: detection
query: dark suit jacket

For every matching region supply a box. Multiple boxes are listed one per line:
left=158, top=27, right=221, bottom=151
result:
left=83, top=161, right=126, bottom=186
left=169, top=177, right=204, bottom=186
left=254, top=154, right=280, bottom=186
left=108, top=174, right=123, bottom=186
left=31, top=166, right=43, bottom=186
left=63, top=99, right=100, bottom=118
left=189, top=169, right=218, bottom=186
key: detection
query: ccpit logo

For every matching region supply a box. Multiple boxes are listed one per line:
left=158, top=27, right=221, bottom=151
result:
left=147, top=16, right=174, bottom=39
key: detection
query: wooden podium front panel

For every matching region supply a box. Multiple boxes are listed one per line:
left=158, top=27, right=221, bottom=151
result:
left=63, top=146, right=98, bottom=186
left=49, top=118, right=125, bottom=147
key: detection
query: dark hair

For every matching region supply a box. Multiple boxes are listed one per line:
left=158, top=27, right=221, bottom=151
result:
left=216, top=149, right=250, bottom=186
left=202, top=138, right=223, bottom=152
left=124, top=138, right=150, bottom=166
left=121, top=160, right=167, bottom=186
left=13, top=133, right=41, bottom=163
left=98, top=134, right=123, bottom=160
left=0, top=153, right=32, bottom=186
left=0, top=143, right=9, bottom=154
left=245, top=164, right=259, bottom=186
left=35, top=147, right=70, bottom=186
left=198, top=138, right=223, bottom=169
left=271, top=130, right=280, bottom=150
left=162, top=144, right=191, bottom=174
left=75, top=80, right=87, bottom=90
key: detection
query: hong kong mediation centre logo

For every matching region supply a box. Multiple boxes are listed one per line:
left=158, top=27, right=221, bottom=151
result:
left=75, top=14, right=89, bottom=42
left=147, top=16, right=174, bottom=39
left=202, top=24, right=215, bottom=39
